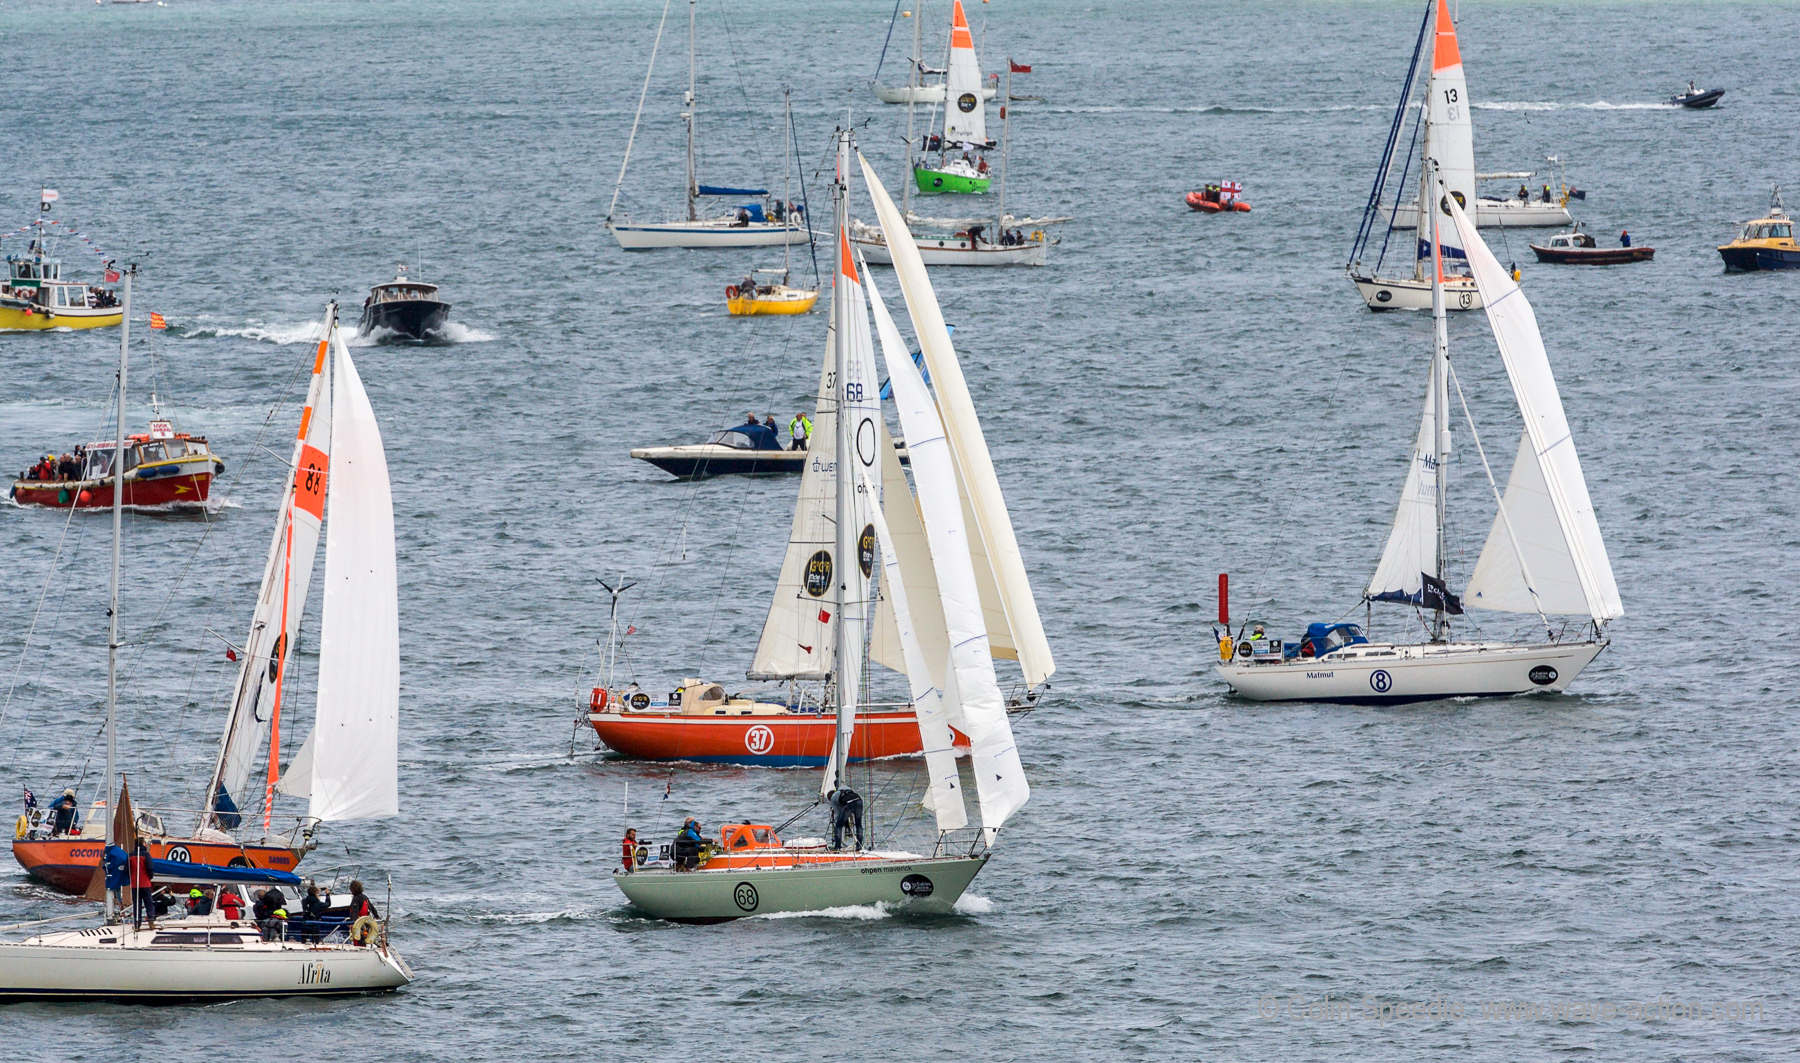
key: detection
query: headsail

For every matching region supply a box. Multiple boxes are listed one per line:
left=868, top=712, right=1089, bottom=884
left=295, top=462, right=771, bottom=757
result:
left=201, top=307, right=335, bottom=831
left=1367, top=353, right=1447, bottom=605
left=862, top=213, right=1026, bottom=843
left=857, top=151, right=1055, bottom=688
left=942, top=0, right=988, bottom=147
left=1446, top=195, right=1623, bottom=622
left=306, top=330, right=399, bottom=822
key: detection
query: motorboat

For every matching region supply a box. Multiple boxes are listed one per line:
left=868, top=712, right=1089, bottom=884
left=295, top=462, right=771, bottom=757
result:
left=1529, top=227, right=1654, bottom=265
left=610, top=132, right=1047, bottom=923
left=10, top=418, right=224, bottom=512
left=1671, top=86, right=1724, bottom=108
left=1717, top=187, right=1799, bottom=271
left=1186, top=183, right=1251, bottom=213
left=1221, top=167, right=1620, bottom=704
left=631, top=421, right=800, bottom=478
left=356, top=265, right=450, bottom=341
left=0, top=193, right=123, bottom=331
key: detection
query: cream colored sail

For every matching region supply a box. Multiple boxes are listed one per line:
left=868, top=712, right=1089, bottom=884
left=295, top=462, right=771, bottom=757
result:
left=1446, top=194, right=1623, bottom=622
left=857, top=151, right=1054, bottom=688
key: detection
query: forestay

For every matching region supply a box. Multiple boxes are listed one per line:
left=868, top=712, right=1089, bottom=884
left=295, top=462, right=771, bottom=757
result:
left=202, top=310, right=334, bottom=830
left=1447, top=196, right=1623, bottom=621
left=857, top=152, right=1054, bottom=688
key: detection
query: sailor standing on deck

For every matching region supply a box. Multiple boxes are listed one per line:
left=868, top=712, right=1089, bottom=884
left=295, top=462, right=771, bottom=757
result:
left=827, top=788, right=865, bottom=851
left=788, top=412, right=812, bottom=451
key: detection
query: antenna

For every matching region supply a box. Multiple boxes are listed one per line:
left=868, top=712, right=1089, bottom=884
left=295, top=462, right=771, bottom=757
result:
left=595, top=575, right=638, bottom=694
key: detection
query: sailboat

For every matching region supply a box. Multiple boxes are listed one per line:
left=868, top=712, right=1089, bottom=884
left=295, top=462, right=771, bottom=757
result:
left=605, top=0, right=811, bottom=251
left=612, top=133, right=1047, bottom=921
left=0, top=300, right=411, bottom=1001
left=726, top=91, right=820, bottom=316
left=871, top=3, right=998, bottom=106
left=1348, top=0, right=1485, bottom=312
left=1219, top=167, right=1621, bottom=703
left=14, top=302, right=401, bottom=893
left=911, top=0, right=994, bottom=196
left=852, top=60, right=1059, bottom=267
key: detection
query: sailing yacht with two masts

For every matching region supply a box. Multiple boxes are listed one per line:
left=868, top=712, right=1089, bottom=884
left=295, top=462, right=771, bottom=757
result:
left=613, top=133, right=1047, bottom=920
left=1221, top=167, right=1621, bottom=703
left=605, top=0, right=811, bottom=251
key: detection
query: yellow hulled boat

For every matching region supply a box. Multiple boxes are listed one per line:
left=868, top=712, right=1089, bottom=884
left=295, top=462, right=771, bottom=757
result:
left=726, top=268, right=819, bottom=316
left=0, top=194, right=124, bottom=331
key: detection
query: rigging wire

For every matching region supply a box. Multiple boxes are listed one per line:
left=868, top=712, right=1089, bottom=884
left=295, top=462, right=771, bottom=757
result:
left=606, top=0, right=675, bottom=222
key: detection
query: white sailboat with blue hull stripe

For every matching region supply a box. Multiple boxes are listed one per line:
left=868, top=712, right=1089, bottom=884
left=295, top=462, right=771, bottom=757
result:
left=1220, top=170, right=1620, bottom=705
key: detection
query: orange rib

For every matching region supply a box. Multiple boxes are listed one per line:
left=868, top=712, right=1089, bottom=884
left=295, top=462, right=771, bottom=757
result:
left=1433, top=0, right=1461, bottom=71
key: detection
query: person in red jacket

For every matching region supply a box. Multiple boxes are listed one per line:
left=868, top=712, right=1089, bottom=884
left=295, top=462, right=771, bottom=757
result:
left=620, top=828, right=638, bottom=873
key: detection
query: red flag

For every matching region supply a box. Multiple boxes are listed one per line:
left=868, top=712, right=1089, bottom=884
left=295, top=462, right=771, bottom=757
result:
left=818, top=609, right=831, bottom=624
left=105, top=269, right=121, bottom=283
left=625, top=625, right=636, bottom=636
left=1009, top=60, right=1031, bottom=73
left=148, top=312, right=168, bottom=330
left=225, top=647, right=238, bottom=662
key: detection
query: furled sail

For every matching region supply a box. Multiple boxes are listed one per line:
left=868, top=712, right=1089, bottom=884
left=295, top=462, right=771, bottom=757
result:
left=858, top=151, right=1055, bottom=689
left=864, top=234, right=1026, bottom=842
left=748, top=330, right=840, bottom=681
left=1415, top=0, right=1474, bottom=262
left=201, top=308, right=335, bottom=830
left=1367, top=353, right=1446, bottom=604
left=307, top=332, right=399, bottom=821
left=942, top=0, right=988, bottom=147
left=1446, top=194, right=1623, bottom=621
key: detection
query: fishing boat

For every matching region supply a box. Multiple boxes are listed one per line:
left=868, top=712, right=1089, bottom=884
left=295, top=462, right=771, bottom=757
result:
left=1670, top=84, right=1724, bottom=109
left=10, top=418, right=223, bottom=512
left=612, top=134, right=1045, bottom=921
left=0, top=192, right=123, bottom=331
left=911, top=1, right=994, bottom=196
left=1186, top=183, right=1251, bottom=213
left=1717, top=187, right=1799, bottom=272
left=871, top=3, right=998, bottom=106
left=356, top=264, right=450, bottom=341
left=14, top=300, right=401, bottom=896
left=1219, top=168, right=1621, bottom=704
left=1349, top=0, right=1486, bottom=312
left=1529, top=226, right=1654, bottom=265
left=605, top=0, right=810, bottom=251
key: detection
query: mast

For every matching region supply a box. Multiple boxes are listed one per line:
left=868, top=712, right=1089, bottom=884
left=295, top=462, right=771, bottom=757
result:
left=782, top=89, right=794, bottom=279
left=996, top=64, right=1010, bottom=241
left=825, top=129, right=855, bottom=793
left=1427, top=163, right=1451, bottom=642
left=684, top=0, right=698, bottom=222
left=103, top=266, right=132, bottom=922
left=901, top=4, right=920, bottom=217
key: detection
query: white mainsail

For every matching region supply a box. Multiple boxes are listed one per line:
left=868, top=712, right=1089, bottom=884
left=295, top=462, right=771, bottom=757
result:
left=942, top=0, right=988, bottom=147
left=306, top=332, right=399, bottom=822
left=202, top=309, right=335, bottom=829
left=1419, top=0, right=1474, bottom=260
left=857, top=152, right=1055, bottom=688
left=1446, top=195, right=1623, bottom=622
left=1367, top=354, right=1447, bottom=602
left=863, top=225, right=1026, bottom=843
left=748, top=330, right=840, bottom=682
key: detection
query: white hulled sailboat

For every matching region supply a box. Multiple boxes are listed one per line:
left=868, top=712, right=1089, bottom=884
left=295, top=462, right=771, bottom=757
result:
left=1220, top=169, right=1621, bottom=703
left=606, top=0, right=811, bottom=251
left=612, top=133, right=1048, bottom=921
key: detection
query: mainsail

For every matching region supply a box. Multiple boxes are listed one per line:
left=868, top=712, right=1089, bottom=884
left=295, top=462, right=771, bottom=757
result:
left=942, top=0, right=988, bottom=146
left=1446, top=196, right=1623, bottom=622
left=202, top=309, right=335, bottom=831
left=857, top=152, right=1054, bottom=688
left=1416, top=0, right=1474, bottom=262
left=306, top=330, right=399, bottom=822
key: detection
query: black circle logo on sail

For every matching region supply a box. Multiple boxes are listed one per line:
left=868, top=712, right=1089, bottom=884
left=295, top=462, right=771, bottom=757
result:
left=856, top=416, right=877, bottom=468
left=733, top=881, right=760, bottom=912
left=1369, top=669, right=1393, bottom=694
left=1440, top=190, right=1466, bottom=214
left=805, top=550, right=833, bottom=598
left=900, top=874, right=935, bottom=897
left=859, top=525, right=877, bottom=578
left=957, top=92, right=977, bottom=113
left=1528, top=665, right=1558, bottom=686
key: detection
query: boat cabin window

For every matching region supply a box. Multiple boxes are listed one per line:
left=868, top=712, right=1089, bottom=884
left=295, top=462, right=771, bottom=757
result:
left=709, top=430, right=755, bottom=450
left=151, top=932, right=215, bottom=946
left=140, top=442, right=168, bottom=462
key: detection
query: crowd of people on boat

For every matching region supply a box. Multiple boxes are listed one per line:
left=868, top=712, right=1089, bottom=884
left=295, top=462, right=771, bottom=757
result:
left=1517, top=183, right=1558, bottom=203
left=16, top=448, right=88, bottom=484
left=739, top=411, right=811, bottom=450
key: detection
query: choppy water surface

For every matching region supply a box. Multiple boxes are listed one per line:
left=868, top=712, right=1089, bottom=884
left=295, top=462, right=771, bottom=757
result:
left=2, top=1, right=1796, bottom=1058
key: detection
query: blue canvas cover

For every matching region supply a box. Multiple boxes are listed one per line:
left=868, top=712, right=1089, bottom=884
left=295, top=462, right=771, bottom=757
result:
left=698, top=185, right=769, bottom=197
left=105, top=844, right=304, bottom=886
left=724, top=423, right=782, bottom=450
left=1283, top=623, right=1369, bottom=659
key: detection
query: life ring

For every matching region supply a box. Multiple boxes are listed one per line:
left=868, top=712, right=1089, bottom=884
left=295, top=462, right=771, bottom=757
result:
left=13, top=815, right=27, bottom=839
left=1030, top=230, right=1044, bottom=242
left=350, top=915, right=378, bottom=945
left=725, top=285, right=739, bottom=299
left=590, top=687, right=608, bottom=711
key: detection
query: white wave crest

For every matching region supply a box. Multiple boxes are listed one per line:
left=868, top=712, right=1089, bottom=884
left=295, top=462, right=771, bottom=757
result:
left=754, top=903, right=893, bottom=921
left=952, top=893, right=994, bottom=915
left=182, top=318, right=323, bottom=345
left=1477, top=100, right=1671, bottom=112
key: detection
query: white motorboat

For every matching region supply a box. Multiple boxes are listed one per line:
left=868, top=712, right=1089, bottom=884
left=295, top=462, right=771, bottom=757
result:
left=1347, top=0, right=1532, bottom=309
left=612, top=133, right=1049, bottom=922
left=1220, top=168, right=1622, bottom=704
left=604, top=0, right=810, bottom=251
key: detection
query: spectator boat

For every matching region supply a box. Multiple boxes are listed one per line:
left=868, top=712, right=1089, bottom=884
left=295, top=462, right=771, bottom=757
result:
left=1220, top=169, right=1620, bottom=703
left=1670, top=86, right=1724, bottom=109
left=612, top=134, right=1045, bottom=921
left=1717, top=187, right=1799, bottom=272
left=356, top=264, right=450, bottom=341
left=1529, top=227, right=1654, bottom=265
left=10, top=418, right=223, bottom=511
left=0, top=193, right=124, bottom=331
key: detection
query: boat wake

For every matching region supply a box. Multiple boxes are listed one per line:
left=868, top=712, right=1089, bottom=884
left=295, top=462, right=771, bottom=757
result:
left=753, top=903, right=893, bottom=921
left=1476, top=100, right=1670, bottom=112
left=952, top=893, right=995, bottom=915
left=178, top=318, right=325, bottom=345
left=356, top=320, right=496, bottom=346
